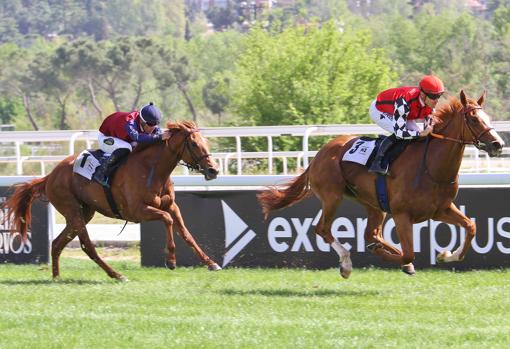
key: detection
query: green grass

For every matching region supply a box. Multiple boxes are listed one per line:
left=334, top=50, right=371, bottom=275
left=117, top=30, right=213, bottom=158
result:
left=1, top=259, right=510, bottom=349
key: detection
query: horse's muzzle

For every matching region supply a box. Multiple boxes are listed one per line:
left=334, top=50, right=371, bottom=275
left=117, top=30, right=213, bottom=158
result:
left=204, top=167, right=219, bottom=180
left=483, top=140, right=504, bottom=157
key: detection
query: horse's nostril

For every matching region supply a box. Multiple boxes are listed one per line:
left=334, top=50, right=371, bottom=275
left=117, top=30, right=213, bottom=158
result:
left=492, top=141, right=503, bottom=150
left=208, top=168, right=218, bottom=175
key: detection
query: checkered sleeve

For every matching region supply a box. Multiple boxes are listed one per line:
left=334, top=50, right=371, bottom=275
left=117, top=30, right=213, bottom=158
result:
left=392, top=97, right=420, bottom=139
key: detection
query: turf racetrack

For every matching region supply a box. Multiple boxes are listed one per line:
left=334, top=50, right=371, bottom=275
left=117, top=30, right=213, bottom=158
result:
left=1, top=259, right=509, bottom=348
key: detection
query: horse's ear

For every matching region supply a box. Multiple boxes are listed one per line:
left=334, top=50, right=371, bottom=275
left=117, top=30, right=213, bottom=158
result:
left=477, top=90, right=486, bottom=106
left=460, top=90, right=467, bottom=106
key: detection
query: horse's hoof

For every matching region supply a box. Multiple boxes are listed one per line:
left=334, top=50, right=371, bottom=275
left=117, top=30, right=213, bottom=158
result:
left=52, top=276, right=61, bottom=282
left=208, top=263, right=222, bottom=271
left=436, top=250, right=452, bottom=263
left=339, top=254, right=352, bottom=279
left=401, top=263, right=416, bottom=276
left=165, top=261, right=176, bottom=270
left=117, top=275, right=129, bottom=282
left=339, top=266, right=351, bottom=279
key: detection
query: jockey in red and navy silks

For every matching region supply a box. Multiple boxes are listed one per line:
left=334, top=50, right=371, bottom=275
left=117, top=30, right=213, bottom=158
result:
left=368, top=75, right=445, bottom=175
left=94, top=102, right=171, bottom=187
left=99, top=110, right=163, bottom=145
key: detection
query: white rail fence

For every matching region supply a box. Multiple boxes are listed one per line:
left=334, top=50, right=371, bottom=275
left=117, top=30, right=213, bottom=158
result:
left=1, top=123, right=510, bottom=176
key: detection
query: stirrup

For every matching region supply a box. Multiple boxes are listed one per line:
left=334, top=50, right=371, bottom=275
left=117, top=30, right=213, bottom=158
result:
left=369, top=162, right=389, bottom=175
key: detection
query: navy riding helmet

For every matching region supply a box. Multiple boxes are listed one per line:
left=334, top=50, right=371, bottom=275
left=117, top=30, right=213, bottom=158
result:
left=139, top=102, right=162, bottom=126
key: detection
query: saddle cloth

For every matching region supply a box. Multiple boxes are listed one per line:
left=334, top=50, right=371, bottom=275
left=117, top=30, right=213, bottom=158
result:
left=73, top=149, right=107, bottom=180
left=342, top=136, right=411, bottom=168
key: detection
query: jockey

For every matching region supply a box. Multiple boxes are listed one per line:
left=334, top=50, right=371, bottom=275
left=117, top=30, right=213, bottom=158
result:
left=368, top=75, right=445, bottom=175
left=93, top=102, right=171, bottom=187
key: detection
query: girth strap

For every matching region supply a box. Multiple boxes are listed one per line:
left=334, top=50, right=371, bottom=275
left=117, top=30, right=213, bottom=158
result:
left=103, top=186, right=123, bottom=219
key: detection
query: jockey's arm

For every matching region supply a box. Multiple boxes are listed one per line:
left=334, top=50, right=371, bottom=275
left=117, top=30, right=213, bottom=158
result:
left=392, top=97, right=421, bottom=140
left=125, top=121, right=162, bottom=143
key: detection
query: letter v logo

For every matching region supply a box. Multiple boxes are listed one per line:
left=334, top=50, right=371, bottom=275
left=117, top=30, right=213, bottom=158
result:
left=221, top=200, right=256, bottom=267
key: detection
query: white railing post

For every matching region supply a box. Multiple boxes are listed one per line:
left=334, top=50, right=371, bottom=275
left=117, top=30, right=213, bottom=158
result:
left=236, top=136, right=242, bottom=175
left=267, top=136, right=273, bottom=174
left=302, top=126, right=317, bottom=168
left=15, top=141, right=22, bottom=175
left=69, top=131, right=84, bottom=155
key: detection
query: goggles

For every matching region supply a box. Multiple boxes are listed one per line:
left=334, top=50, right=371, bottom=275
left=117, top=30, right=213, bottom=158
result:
left=421, top=89, right=443, bottom=100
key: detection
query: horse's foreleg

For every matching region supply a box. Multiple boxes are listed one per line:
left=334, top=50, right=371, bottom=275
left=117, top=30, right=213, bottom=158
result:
left=377, top=213, right=416, bottom=275
left=168, top=202, right=220, bottom=271
left=164, top=222, right=177, bottom=270
left=434, top=203, right=476, bottom=263
left=363, top=206, right=402, bottom=256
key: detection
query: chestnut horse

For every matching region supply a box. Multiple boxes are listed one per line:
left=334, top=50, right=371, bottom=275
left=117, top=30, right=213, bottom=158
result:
left=2, top=121, right=220, bottom=281
left=258, top=91, right=504, bottom=278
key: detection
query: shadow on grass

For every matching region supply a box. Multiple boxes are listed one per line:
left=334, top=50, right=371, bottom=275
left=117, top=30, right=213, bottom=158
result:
left=220, top=288, right=382, bottom=298
left=0, top=279, right=109, bottom=286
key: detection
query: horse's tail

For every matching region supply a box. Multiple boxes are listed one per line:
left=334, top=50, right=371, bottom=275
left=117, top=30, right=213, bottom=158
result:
left=0, top=177, right=47, bottom=241
left=257, top=167, right=312, bottom=219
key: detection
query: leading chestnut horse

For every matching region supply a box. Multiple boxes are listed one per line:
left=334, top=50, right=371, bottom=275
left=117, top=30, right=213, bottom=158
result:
left=2, top=121, right=220, bottom=281
left=258, top=91, right=504, bottom=278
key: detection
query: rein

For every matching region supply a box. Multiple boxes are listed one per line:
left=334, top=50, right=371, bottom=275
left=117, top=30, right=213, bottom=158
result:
left=416, top=104, right=489, bottom=186
left=172, top=128, right=211, bottom=172
left=429, top=105, right=492, bottom=146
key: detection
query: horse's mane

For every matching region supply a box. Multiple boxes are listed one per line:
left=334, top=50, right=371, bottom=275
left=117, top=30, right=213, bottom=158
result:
left=434, top=95, right=480, bottom=125
left=166, top=120, right=197, bottom=131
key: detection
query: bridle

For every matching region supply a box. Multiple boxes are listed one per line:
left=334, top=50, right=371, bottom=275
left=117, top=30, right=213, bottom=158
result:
left=430, top=104, right=493, bottom=149
left=415, top=104, right=492, bottom=186
left=173, top=128, right=212, bottom=172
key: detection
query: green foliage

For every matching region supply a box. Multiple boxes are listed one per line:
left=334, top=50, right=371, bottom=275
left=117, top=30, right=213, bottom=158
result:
left=231, top=22, right=397, bottom=127
left=0, top=97, right=23, bottom=124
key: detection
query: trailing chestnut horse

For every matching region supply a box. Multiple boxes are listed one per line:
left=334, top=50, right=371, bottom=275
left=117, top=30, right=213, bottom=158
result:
left=258, top=91, right=504, bottom=278
left=2, top=121, right=220, bottom=281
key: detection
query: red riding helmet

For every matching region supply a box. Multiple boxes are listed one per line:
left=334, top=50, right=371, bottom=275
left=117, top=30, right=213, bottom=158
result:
left=419, top=75, right=445, bottom=95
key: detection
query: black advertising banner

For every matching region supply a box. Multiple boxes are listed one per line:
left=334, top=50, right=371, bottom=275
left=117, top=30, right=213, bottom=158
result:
left=0, top=187, right=49, bottom=264
left=140, top=187, right=510, bottom=270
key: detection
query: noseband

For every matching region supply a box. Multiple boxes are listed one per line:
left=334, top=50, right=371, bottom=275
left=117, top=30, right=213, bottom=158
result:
left=430, top=105, right=493, bottom=148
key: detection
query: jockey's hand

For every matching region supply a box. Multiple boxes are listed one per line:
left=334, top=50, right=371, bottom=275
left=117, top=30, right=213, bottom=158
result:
left=419, top=126, right=433, bottom=137
left=161, top=131, right=172, bottom=141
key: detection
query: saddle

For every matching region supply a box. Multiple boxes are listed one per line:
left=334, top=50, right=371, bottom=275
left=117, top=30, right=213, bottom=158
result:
left=370, top=135, right=412, bottom=170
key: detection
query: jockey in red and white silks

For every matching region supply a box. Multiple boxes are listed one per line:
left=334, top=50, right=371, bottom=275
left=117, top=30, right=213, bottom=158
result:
left=370, top=86, right=433, bottom=140
left=368, top=75, right=445, bottom=175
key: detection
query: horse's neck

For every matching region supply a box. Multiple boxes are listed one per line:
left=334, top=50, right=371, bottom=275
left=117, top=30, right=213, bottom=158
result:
left=428, top=111, right=465, bottom=181
left=135, top=142, right=182, bottom=187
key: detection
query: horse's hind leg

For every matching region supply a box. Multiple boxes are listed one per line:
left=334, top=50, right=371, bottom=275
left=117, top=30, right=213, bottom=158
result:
left=313, top=184, right=352, bottom=279
left=51, top=204, right=95, bottom=280
left=168, top=201, right=221, bottom=271
left=78, top=229, right=127, bottom=281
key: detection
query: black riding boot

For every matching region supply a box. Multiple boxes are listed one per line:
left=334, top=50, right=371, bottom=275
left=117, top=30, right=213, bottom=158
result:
left=93, top=148, right=130, bottom=187
left=369, top=134, right=397, bottom=175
